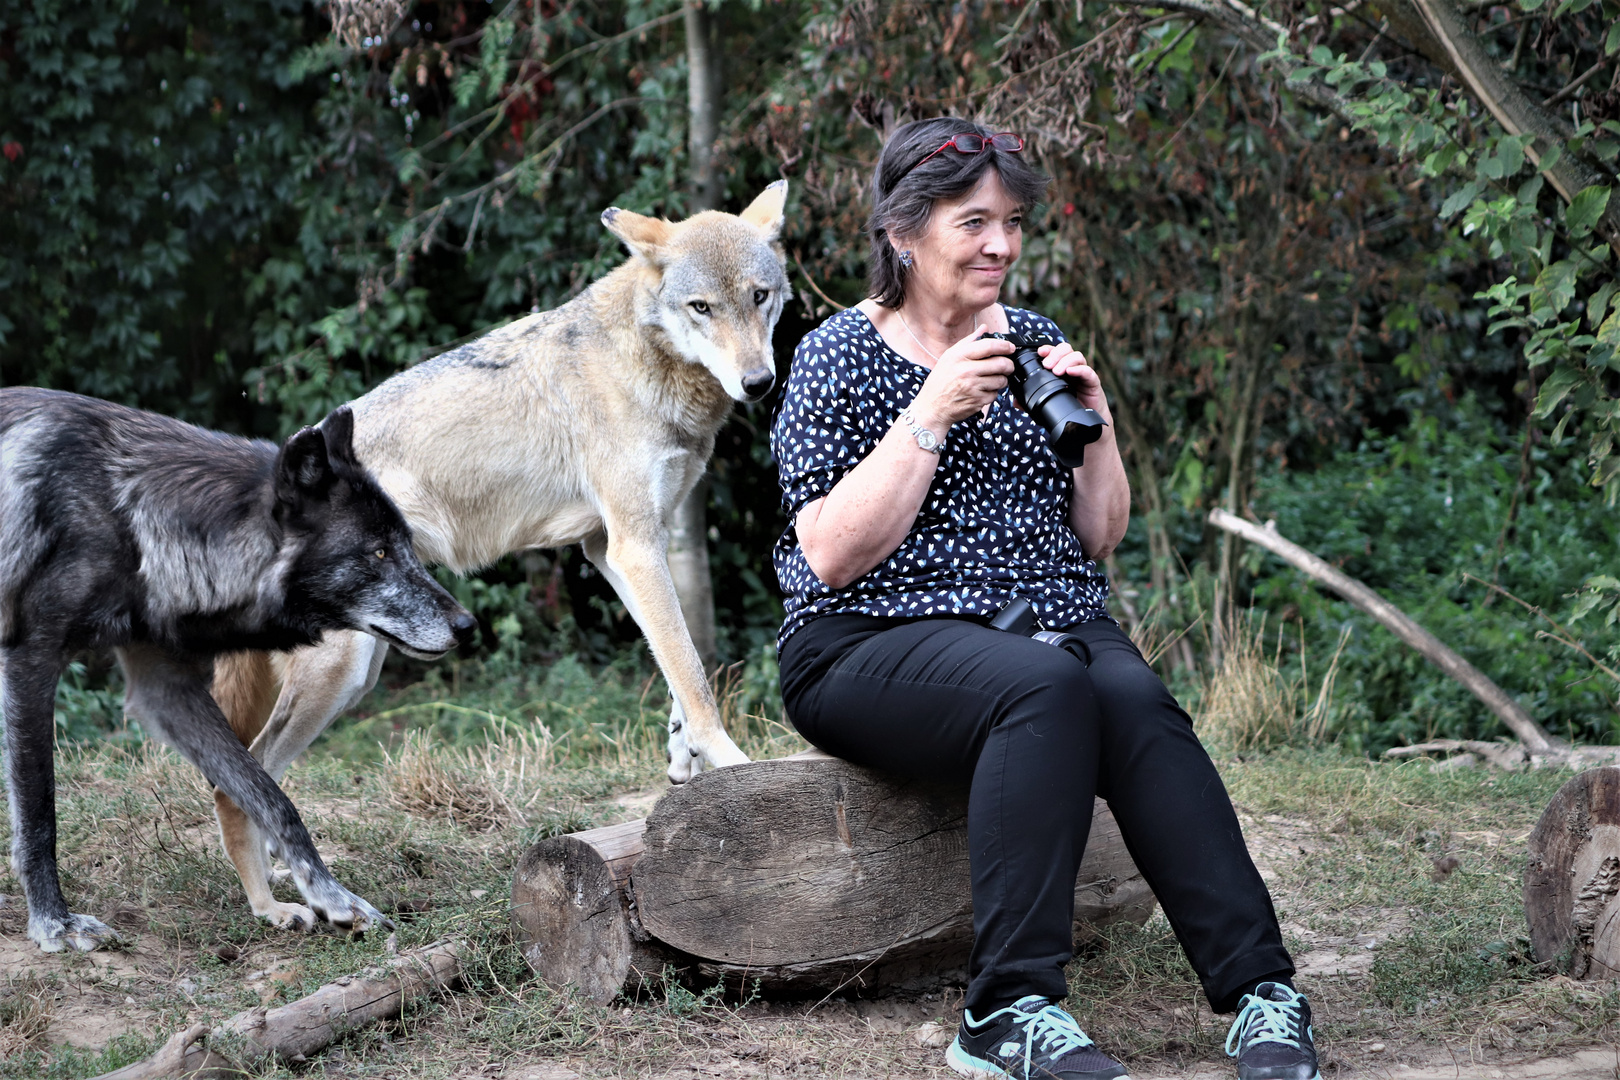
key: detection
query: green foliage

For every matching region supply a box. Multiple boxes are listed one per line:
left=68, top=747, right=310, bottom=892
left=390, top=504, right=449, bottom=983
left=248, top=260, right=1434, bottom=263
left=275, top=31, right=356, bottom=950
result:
left=1249, top=399, right=1620, bottom=751
left=0, top=0, right=324, bottom=428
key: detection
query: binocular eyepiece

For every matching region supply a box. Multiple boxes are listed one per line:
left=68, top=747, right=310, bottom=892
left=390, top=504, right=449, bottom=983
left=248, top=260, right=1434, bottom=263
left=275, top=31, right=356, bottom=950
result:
left=982, top=331, right=1107, bottom=468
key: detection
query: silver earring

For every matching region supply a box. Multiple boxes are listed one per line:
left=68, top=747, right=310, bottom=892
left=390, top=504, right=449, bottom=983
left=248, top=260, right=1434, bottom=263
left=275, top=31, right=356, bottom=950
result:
left=899, top=250, right=914, bottom=269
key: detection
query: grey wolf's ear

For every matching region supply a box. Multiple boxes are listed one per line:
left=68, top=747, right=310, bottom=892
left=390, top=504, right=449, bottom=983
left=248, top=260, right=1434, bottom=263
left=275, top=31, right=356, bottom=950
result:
left=275, top=423, right=335, bottom=504
left=602, top=206, right=673, bottom=263
left=318, top=405, right=360, bottom=477
left=739, top=180, right=788, bottom=241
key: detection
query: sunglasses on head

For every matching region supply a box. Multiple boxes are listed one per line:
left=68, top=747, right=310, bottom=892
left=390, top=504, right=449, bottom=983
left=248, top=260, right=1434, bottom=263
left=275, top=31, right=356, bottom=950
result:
left=901, top=131, right=1025, bottom=179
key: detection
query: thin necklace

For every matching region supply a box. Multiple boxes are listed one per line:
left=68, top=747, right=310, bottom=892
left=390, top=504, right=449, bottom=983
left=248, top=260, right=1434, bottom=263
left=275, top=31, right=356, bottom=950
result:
left=896, top=309, right=978, bottom=366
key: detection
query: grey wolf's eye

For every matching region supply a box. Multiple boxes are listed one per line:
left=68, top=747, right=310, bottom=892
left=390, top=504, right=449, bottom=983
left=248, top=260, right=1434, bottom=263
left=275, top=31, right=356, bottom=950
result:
left=689, top=300, right=710, bottom=316
left=374, top=549, right=387, bottom=560
left=753, top=288, right=769, bottom=305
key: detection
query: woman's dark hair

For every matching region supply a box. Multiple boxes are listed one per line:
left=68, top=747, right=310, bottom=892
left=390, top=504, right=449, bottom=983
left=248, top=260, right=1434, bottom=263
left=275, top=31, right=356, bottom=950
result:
left=866, top=117, right=1050, bottom=309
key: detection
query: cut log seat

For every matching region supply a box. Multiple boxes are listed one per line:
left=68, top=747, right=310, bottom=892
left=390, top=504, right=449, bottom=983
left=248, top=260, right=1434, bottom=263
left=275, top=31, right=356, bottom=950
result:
left=511, top=752, right=1155, bottom=1002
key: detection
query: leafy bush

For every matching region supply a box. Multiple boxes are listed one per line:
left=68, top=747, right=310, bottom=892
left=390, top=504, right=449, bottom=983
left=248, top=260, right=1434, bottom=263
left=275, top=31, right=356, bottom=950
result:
left=1248, top=398, right=1620, bottom=753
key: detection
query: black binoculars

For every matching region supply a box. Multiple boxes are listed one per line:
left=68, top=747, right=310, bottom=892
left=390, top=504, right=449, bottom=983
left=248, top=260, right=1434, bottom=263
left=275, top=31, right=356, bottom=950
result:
left=982, top=331, right=1107, bottom=468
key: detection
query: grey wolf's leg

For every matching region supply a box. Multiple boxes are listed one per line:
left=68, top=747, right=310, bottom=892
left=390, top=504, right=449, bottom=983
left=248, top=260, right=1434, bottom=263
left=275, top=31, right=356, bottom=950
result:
left=582, top=528, right=748, bottom=782
left=118, top=643, right=389, bottom=934
left=217, top=633, right=387, bottom=930
left=2, top=646, right=119, bottom=952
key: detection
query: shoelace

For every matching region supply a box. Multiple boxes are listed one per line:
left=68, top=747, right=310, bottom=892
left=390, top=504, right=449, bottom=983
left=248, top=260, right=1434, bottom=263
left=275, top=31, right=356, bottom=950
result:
left=1010, top=1003, right=1096, bottom=1073
left=1224, top=990, right=1304, bottom=1058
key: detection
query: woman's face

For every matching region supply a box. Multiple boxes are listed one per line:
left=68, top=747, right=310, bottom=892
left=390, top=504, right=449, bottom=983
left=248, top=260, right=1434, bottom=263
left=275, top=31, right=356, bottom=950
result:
left=895, top=168, right=1024, bottom=313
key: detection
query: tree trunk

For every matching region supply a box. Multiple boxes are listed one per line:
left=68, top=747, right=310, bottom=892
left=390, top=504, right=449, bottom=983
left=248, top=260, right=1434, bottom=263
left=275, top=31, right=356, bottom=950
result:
left=511, top=753, right=1155, bottom=1002
left=1207, top=509, right=1558, bottom=754
left=1525, top=767, right=1620, bottom=980
left=668, top=0, right=726, bottom=672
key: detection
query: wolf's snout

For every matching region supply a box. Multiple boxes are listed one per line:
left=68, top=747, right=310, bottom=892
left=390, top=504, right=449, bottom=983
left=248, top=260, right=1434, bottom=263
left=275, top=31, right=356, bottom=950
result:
left=741, top=370, right=776, bottom=400
left=450, top=610, right=479, bottom=645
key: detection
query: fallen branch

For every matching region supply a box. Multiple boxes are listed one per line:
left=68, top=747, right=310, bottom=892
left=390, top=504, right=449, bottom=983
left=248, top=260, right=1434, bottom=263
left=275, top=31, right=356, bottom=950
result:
left=1208, top=508, right=1559, bottom=754
left=88, top=939, right=464, bottom=1080
left=1384, top=739, right=1620, bottom=770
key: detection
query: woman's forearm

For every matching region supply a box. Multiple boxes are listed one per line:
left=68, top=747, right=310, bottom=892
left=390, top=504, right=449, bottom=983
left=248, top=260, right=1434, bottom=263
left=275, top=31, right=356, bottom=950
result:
left=796, top=420, right=944, bottom=589
left=1069, top=426, right=1131, bottom=560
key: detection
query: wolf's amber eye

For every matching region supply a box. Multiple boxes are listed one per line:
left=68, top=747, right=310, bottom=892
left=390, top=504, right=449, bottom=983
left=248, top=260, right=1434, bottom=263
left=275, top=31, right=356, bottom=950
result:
left=753, top=289, right=768, bottom=305
left=689, top=300, right=710, bottom=316
left=374, top=549, right=387, bottom=560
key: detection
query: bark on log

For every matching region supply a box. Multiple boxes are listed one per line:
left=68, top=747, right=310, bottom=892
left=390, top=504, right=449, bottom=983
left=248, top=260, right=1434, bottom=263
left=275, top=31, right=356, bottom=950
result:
left=87, top=940, right=464, bottom=1080
left=1207, top=508, right=1558, bottom=754
left=511, top=754, right=1155, bottom=1002
left=1525, top=767, right=1620, bottom=981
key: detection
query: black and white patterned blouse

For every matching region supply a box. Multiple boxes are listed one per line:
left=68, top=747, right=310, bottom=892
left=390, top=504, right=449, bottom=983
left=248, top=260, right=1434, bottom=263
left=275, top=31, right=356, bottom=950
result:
left=771, top=305, right=1112, bottom=649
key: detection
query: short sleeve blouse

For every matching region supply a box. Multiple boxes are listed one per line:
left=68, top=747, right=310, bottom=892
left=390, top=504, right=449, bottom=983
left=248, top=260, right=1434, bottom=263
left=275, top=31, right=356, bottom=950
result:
left=770, top=305, right=1111, bottom=649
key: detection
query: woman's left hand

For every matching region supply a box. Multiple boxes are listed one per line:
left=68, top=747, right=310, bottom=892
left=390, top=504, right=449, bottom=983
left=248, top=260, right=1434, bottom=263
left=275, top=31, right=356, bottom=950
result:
left=1039, top=342, right=1109, bottom=417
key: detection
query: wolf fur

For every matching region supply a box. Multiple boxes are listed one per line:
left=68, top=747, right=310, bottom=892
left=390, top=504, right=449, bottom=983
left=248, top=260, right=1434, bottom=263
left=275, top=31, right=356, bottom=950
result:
left=0, top=389, right=476, bottom=952
left=207, top=183, right=792, bottom=932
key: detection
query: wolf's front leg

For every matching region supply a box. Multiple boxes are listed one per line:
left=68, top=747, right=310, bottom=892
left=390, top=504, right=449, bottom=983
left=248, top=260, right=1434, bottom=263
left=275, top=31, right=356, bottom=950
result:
left=214, top=790, right=315, bottom=931
left=119, top=644, right=390, bottom=934
left=213, top=634, right=389, bottom=931
left=3, top=646, right=120, bottom=952
left=583, top=528, right=749, bottom=782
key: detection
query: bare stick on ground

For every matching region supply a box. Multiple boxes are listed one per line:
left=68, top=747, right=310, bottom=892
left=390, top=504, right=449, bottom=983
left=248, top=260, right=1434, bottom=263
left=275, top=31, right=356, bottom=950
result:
left=88, top=939, right=464, bottom=1080
left=512, top=752, right=1155, bottom=1002
left=1207, top=508, right=1558, bottom=755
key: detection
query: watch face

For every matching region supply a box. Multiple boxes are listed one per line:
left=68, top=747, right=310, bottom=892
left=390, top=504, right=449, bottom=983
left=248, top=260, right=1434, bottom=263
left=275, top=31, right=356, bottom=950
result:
left=917, top=427, right=938, bottom=451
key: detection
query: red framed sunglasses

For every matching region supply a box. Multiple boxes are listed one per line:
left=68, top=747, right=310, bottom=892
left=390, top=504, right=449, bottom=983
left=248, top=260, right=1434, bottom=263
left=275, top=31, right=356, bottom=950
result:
left=903, top=131, right=1025, bottom=177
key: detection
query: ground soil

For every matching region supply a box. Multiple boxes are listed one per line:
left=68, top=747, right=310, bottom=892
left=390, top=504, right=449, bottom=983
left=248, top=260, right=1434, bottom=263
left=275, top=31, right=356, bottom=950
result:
left=5, top=775, right=1618, bottom=1078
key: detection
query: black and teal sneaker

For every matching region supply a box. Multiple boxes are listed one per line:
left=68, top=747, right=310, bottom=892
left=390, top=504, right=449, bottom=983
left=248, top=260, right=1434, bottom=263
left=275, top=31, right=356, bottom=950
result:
left=1224, top=982, right=1321, bottom=1080
left=946, top=995, right=1129, bottom=1080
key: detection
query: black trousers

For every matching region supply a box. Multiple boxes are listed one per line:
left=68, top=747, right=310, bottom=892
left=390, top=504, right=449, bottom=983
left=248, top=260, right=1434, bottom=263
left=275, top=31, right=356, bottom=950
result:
left=780, top=615, right=1293, bottom=1016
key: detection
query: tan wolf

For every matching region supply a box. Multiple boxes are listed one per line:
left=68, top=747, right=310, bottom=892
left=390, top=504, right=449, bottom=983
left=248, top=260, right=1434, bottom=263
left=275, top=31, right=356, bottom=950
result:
left=211, top=183, right=790, bottom=931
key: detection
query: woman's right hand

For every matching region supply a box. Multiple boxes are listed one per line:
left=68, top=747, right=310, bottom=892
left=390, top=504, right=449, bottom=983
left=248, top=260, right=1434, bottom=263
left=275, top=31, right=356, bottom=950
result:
left=908, top=329, right=1015, bottom=432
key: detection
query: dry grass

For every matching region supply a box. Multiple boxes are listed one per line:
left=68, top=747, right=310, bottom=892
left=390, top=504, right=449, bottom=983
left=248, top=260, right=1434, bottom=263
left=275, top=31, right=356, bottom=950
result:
left=0, top=973, right=54, bottom=1059
left=1198, top=612, right=1349, bottom=750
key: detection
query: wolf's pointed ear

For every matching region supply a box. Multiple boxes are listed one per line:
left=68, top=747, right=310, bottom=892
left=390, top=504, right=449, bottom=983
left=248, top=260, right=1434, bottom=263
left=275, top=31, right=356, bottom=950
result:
left=274, top=423, right=335, bottom=505
left=318, top=405, right=360, bottom=477
left=739, top=180, right=788, bottom=241
left=602, top=207, right=673, bottom=263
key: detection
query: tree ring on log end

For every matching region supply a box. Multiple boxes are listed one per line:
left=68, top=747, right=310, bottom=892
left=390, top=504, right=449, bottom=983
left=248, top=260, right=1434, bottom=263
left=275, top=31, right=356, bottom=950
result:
left=1525, top=767, right=1620, bottom=980
left=511, top=834, right=632, bottom=1003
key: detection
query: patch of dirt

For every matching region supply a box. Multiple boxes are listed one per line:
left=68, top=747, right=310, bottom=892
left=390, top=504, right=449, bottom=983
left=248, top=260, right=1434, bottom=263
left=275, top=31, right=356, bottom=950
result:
left=0, top=920, right=175, bottom=1049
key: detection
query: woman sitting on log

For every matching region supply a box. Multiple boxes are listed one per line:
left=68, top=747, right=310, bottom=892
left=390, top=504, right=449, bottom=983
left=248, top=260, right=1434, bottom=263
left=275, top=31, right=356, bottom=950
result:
left=770, top=116, right=1320, bottom=1080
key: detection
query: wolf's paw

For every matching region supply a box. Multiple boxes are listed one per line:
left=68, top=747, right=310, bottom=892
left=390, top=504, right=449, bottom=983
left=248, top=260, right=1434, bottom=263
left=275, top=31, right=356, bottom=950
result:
left=665, top=729, right=750, bottom=784
left=255, top=900, right=317, bottom=932
left=30, top=912, right=121, bottom=953
left=306, top=883, right=394, bottom=935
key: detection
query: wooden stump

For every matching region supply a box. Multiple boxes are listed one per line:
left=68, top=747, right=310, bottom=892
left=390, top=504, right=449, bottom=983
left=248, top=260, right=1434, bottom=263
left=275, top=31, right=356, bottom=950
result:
left=512, top=754, right=1155, bottom=1002
left=1525, top=766, right=1620, bottom=980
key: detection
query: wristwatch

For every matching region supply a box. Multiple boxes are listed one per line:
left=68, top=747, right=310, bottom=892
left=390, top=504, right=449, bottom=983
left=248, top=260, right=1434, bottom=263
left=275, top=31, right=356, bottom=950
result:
left=898, top=407, right=942, bottom=454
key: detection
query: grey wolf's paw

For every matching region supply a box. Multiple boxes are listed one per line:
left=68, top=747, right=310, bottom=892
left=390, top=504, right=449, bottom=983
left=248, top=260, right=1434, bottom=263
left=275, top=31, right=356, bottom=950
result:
left=254, top=899, right=317, bottom=932
left=29, top=912, right=121, bottom=953
left=305, top=882, right=394, bottom=934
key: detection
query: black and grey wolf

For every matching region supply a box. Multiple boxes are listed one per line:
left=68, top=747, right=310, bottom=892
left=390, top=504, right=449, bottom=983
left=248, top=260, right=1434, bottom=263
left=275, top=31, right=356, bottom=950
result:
left=208, top=182, right=792, bottom=932
left=0, top=388, right=477, bottom=952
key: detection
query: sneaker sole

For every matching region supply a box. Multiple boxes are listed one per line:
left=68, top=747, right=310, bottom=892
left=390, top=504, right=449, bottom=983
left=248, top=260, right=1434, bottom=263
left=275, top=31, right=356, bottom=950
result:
left=946, top=1036, right=1132, bottom=1080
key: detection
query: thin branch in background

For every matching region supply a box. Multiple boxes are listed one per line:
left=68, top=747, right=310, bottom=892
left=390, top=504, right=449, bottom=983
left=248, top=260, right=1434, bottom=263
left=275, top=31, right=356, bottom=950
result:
left=792, top=250, right=848, bottom=311
left=1157, top=43, right=1240, bottom=158
left=462, top=188, right=488, bottom=253
left=1543, top=57, right=1609, bottom=109
left=1460, top=572, right=1620, bottom=691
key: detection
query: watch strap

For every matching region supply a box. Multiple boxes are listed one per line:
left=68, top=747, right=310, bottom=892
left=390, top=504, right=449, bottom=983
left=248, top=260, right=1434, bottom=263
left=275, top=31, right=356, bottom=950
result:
left=898, top=408, right=942, bottom=454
